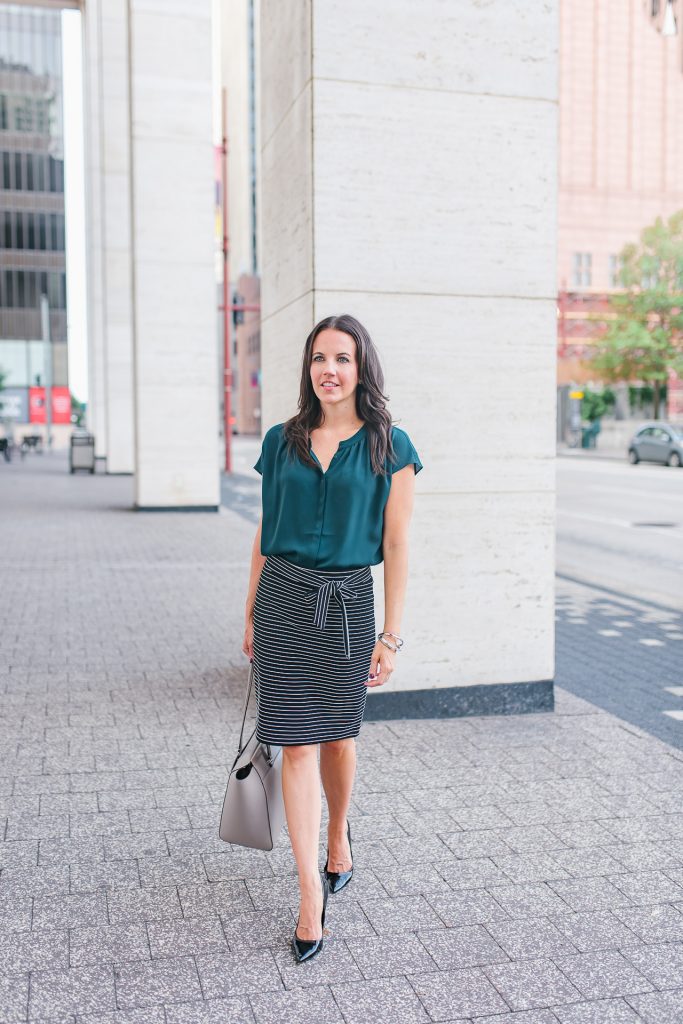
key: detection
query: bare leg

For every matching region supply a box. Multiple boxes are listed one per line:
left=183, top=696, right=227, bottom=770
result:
left=319, top=737, right=355, bottom=871
left=281, top=744, right=323, bottom=939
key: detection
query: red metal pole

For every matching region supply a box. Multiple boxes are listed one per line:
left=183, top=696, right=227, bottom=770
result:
left=221, top=88, right=232, bottom=473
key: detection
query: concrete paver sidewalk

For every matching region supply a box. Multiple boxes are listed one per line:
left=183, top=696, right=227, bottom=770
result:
left=2, top=454, right=683, bottom=1023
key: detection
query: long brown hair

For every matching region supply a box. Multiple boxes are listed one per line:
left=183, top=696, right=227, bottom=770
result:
left=283, top=314, right=395, bottom=475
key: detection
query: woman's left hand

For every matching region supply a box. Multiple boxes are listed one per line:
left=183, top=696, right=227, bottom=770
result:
left=366, top=640, right=394, bottom=687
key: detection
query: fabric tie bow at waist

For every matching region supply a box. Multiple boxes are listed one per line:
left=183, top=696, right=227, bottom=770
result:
left=304, top=578, right=359, bottom=660
left=268, top=557, right=369, bottom=660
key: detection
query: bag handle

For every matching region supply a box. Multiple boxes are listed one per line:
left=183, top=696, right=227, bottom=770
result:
left=238, top=662, right=256, bottom=753
left=234, top=662, right=276, bottom=768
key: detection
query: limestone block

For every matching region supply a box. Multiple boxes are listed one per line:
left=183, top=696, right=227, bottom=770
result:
left=314, top=0, right=558, bottom=102
left=314, top=81, right=557, bottom=299
left=372, top=489, right=555, bottom=692
left=314, top=289, right=556, bottom=493
left=132, top=140, right=215, bottom=265
left=260, top=87, right=314, bottom=321
left=260, top=291, right=314, bottom=428
left=102, top=172, right=131, bottom=253
left=259, top=0, right=311, bottom=145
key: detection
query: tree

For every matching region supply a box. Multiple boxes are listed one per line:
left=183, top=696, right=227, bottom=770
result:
left=591, top=211, right=683, bottom=419
left=581, top=387, right=615, bottom=424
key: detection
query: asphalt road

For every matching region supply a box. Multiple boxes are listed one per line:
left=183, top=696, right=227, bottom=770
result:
left=557, top=454, right=683, bottom=610
left=556, top=454, right=683, bottom=749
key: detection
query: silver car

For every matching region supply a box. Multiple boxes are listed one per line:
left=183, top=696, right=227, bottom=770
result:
left=628, top=422, right=683, bottom=467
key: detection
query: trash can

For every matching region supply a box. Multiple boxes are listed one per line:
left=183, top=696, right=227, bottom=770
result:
left=70, top=432, right=96, bottom=474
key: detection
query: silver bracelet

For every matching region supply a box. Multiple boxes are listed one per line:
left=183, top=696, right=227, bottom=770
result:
left=378, top=631, right=403, bottom=652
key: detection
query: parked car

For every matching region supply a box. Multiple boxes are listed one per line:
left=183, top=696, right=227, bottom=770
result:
left=628, top=422, right=683, bottom=466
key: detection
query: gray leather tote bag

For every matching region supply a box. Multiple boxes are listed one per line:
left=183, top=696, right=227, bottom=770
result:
left=219, top=663, right=285, bottom=851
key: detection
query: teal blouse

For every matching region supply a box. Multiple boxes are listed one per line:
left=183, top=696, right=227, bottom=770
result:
left=254, top=423, right=423, bottom=570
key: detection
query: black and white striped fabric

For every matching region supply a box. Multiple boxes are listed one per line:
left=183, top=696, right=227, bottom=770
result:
left=252, top=555, right=376, bottom=745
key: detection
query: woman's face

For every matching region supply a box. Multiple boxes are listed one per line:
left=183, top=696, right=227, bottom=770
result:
left=310, top=328, right=359, bottom=408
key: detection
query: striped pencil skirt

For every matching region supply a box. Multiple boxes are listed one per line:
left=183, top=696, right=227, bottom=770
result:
left=252, top=555, right=376, bottom=745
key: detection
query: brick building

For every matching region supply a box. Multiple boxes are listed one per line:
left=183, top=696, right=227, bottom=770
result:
left=558, top=0, right=683, bottom=420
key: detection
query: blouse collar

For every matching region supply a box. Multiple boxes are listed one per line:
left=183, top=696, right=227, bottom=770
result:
left=337, top=424, right=366, bottom=448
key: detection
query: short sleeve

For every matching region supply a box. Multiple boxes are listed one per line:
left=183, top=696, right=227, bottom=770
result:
left=254, top=423, right=283, bottom=476
left=390, top=427, right=423, bottom=475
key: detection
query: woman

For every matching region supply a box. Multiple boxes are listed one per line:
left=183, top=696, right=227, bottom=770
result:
left=242, top=314, right=422, bottom=963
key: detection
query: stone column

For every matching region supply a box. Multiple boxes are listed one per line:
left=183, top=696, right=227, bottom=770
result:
left=260, top=0, right=558, bottom=716
left=84, top=0, right=220, bottom=505
left=82, top=0, right=108, bottom=463
left=83, top=0, right=135, bottom=474
left=128, top=0, right=219, bottom=509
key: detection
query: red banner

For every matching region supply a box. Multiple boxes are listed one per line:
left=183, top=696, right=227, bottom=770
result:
left=29, top=387, right=71, bottom=425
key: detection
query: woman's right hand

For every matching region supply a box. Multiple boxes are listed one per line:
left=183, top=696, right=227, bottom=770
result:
left=242, top=617, right=254, bottom=660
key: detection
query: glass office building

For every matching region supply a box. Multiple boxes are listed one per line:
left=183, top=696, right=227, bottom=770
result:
left=0, top=4, right=67, bottom=426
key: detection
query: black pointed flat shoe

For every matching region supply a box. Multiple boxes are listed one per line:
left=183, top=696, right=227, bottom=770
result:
left=292, top=875, right=329, bottom=964
left=324, top=820, right=353, bottom=894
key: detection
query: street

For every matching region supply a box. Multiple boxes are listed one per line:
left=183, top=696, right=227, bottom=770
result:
left=557, top=456, right=683, bottom=610
left=556, top=456, right=683, bottom=750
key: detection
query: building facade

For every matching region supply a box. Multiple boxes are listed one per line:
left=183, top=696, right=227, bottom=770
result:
left=0, top=3, right=68, bottom=434
left=558, top=0, right=683, bottom=417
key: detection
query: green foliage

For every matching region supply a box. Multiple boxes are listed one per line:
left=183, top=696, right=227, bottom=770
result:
left=629, top=383, right=667, bottom=413
left=581, top=387, right=615, bottom=423
left=591, top=211, right=683, bottom=418
left=70, top=393, right=85, bottom=427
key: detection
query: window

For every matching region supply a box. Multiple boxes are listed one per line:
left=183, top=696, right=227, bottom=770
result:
left=0, top=94, right=7, bottom=131
left=35, top=100, right=49, bottom=134
left=4, top=269, right=14, bottom=306
left=572, top=252, right=592, bottom=288
left=608, top=254, right=622, bottom=287
left=17, top=270, right=26, bottom=308
left=27, top=271, right=37, bottom=309
left=2, top=211, right=10, bottom=249
left=15, top=212, right=24, bottom=250
left=38, top=213, right=46, bottom=250
left=14, top=152, right=23, bottom=190
left=1, top=152, right=9, bottom=189
left=36, top=154, right=45, bottom=192
left=49, top=213, right=58, bottom=251
left=26, top=154, right=34, bottom=191
left=14, top=96, right=33, bottom=132
left=48, top=271, right=61, bottom=309
left=48, top=156, right=57, bottom=192
left=27, top=213, right=35, bottom=250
